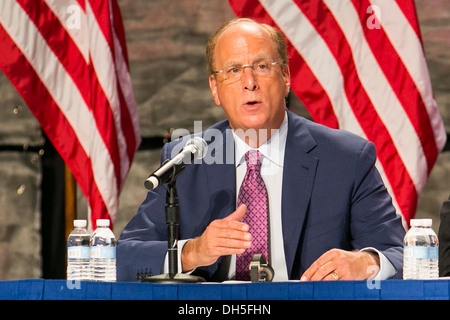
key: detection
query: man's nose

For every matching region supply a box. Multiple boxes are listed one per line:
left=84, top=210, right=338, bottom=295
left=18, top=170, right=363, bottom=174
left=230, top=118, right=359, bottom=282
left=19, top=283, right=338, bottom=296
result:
left=242, top=67, right=259, bottom=91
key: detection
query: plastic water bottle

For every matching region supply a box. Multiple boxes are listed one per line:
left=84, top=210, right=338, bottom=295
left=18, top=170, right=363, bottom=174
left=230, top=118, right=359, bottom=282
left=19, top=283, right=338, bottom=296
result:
left=403, top=219, right=439, bottom=279
left=67, top=220, right=91, bottom=281
left=90, top=219, right=117, bottom=282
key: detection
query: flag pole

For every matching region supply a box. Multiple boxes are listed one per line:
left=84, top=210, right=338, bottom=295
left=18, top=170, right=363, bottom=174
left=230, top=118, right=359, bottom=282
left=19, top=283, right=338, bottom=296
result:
left=64, top=164, right=77, bottom=241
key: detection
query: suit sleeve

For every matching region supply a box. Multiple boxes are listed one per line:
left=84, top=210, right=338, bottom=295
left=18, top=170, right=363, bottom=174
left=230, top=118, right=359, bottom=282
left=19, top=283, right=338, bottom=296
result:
left=349, top=141, right=406, bottom=279
left=116, top=144, right=172, bottom=282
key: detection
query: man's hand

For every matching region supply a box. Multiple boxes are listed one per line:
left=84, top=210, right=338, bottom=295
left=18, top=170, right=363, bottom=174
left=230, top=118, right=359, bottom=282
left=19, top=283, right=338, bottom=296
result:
left=300, top=249, right=380, bottom=281
left=181, top=204, right=252, bottom=272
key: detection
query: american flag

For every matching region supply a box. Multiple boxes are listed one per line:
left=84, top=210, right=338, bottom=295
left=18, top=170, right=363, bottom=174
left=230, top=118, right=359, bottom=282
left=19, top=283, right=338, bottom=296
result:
left=229, top=0, right=446, bottom=226
left=0, top=0, right=140, bottom=229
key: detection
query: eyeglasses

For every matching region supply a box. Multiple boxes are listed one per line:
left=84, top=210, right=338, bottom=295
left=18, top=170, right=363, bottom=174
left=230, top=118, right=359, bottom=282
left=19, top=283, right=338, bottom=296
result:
left=212, top=60, right=279, bottom=84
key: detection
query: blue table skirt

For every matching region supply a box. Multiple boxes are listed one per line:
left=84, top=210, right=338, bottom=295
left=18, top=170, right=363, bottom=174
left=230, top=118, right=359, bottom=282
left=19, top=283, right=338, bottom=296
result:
left=0, top=279, right=449, bottom=300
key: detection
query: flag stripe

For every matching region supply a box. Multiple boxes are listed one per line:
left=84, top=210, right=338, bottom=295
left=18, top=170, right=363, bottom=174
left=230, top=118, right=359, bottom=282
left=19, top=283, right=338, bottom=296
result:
left=16, top=0, right=91, bottom=114
left=85, top=0, right=140, bottom=190
left=86, top=1, right=129, bottom=187
left=110, top=2, right=140, bottom=171
left=287, top=0, right=415, bottom=218
left=0, top=0, right=119, bottom=216
left=0, top=0, right=91, bottom=154
left=393, top=0, right=422, bottom=41
left=0, top=0, right=140, bottom=228
left=229, top=0, right=446, bottom=223
left=111, top=0, right=130, bottom=70
left=289, top=49, right=339, bottom=129
left=75, top=0, right=85, bottom=11
left=11, top=0, right=121, bottom=217
left=355, top=0, right=438, bottom=169
left=322, top=0, right=428, bottom=191
left=43, top=0, right=89, bottom=62
left=315, top=0, right=422, bottom=219
left=83, top=0, right=140, bottom=223
left=367, top=0, right=447, bottom=153
left=0, top=22, right=109, bottom=222
left=349, top=0, right=439, bottom=182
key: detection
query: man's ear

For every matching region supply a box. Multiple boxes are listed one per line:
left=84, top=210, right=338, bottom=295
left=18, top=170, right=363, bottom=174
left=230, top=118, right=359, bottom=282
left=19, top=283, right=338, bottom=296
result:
left=209, top=75, right=221, bottom=106
left=283, top=65, right=291, bottom=97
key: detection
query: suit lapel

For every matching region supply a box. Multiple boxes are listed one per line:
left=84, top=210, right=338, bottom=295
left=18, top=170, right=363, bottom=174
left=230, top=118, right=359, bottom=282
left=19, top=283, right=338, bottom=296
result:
left=202, top=122, right=236, bottom=220
left=282, top=111, right=318, bottom=278
left=200, top=123, right=236, bottom=280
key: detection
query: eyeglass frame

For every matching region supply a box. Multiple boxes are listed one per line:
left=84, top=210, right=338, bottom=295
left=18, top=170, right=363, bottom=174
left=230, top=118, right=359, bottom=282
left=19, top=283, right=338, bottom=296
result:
left=211, top=61, right=280, bottom=83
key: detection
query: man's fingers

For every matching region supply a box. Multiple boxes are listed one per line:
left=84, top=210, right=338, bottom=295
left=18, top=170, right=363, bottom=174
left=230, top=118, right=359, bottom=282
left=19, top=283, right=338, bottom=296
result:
left=300, top=250, right=339, bottom=281
left=181, top=205, right=251, bottom=272
left=216, top=237, right=252, bottom=252
left=300, top=249, right=380, bottom=281
left=212, top=226, right=252, bottom=243
left=219, top=204, right=249, bottom=232
left=301, top=260, right=335, bottom=281
left=224, top=204, right=247, bottom=222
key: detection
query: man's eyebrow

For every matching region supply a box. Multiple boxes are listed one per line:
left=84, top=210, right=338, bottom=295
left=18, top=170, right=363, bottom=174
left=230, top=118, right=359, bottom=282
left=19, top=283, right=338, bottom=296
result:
left=222, top=55, right=271, bottom=68
left=223, top=61, right=240, bottom=68
left=252, top=54, right=270, bottom=62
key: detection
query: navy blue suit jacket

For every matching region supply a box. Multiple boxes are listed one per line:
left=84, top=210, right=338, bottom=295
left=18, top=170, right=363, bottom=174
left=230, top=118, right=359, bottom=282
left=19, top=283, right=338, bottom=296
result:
left=117, top=110, right=405, bottom=281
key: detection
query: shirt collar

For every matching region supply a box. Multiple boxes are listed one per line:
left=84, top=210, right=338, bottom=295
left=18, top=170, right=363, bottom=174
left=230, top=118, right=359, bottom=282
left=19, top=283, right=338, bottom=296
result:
left=233, top=110, right=288, bottom=168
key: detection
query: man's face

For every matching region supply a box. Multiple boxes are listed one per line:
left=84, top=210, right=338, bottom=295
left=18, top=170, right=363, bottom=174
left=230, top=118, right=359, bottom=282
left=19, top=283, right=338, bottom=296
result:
left=209, top=23, right=290, bottom=142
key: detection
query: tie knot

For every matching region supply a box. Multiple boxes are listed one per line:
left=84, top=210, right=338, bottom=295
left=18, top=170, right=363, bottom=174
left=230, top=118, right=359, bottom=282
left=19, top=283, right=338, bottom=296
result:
left=245, top=150, right=262, bottom=171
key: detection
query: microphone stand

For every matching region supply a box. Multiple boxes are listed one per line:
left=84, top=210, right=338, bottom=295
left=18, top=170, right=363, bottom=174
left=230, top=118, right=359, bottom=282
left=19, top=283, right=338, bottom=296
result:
left=142, top=180, right=205, bottom=283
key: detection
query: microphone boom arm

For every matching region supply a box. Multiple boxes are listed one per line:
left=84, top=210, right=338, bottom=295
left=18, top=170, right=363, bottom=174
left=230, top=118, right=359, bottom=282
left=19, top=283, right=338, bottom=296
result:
left=144, top=138, right=205, bottom=191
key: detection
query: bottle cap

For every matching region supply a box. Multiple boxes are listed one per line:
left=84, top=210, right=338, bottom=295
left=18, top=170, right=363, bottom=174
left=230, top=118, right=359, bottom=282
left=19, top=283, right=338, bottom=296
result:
left=96, top=219, right=110, bottom=227
left=73, top=220, right=87, bottom=228
left=410, top=219, right=432, bottom=227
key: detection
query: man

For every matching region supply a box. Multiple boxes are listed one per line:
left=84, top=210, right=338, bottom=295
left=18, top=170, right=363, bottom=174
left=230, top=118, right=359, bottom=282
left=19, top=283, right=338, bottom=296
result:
left=438, top=194, right=450, bottom=276
left=117, top=18, right=405, bottom=282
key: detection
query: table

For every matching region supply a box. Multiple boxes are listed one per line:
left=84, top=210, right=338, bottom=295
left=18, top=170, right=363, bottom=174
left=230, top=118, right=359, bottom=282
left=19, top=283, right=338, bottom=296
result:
left=1, top=279, right=449, bottom=300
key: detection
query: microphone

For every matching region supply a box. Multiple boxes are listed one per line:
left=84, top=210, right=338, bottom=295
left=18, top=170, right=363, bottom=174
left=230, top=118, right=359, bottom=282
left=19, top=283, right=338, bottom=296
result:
left=144, top=137, right=207, bottom=190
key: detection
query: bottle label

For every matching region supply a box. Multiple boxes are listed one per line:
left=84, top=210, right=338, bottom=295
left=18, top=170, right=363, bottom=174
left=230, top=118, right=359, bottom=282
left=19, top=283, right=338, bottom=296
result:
left=404, top=246, right=438, bottom=259
left=90, top=246, right=116, bottom=259
left=67, top=246, right=90, bottom=259
left=429, top=247, right=438, bottom=260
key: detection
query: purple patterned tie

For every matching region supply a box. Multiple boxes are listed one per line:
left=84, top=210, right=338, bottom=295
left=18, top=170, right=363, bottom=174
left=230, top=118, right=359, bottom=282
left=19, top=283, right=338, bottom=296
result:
left=235, top=150, right=269, bottom=280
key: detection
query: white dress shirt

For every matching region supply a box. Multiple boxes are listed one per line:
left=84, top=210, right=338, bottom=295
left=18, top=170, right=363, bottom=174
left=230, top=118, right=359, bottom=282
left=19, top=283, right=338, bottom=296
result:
left=169, top=111, right=395, bottom=281
left=230, top=111, right=289, bottom=281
